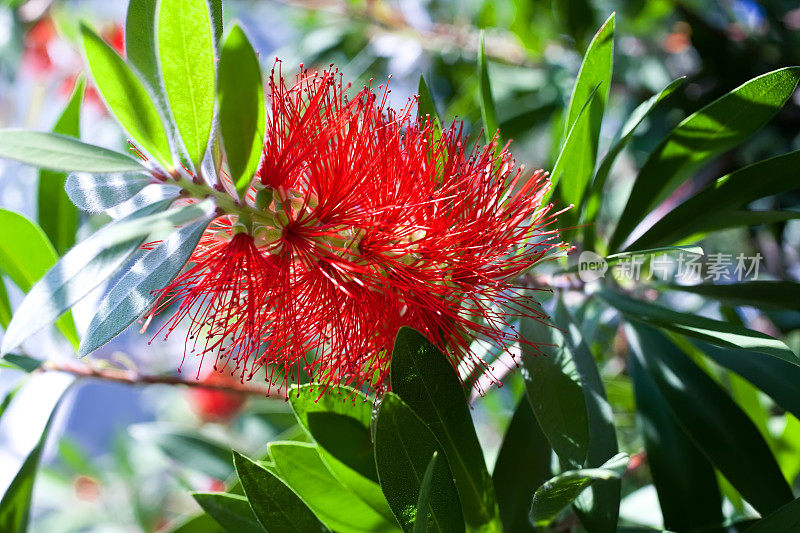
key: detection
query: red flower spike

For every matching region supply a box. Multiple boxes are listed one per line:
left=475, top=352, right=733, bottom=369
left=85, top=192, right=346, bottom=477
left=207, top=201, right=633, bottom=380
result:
left=147, top=63, right=565, bottom=396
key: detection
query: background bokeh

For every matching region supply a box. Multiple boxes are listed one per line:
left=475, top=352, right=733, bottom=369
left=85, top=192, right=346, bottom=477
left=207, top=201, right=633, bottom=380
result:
left=1, top=0, right=799, bottom=530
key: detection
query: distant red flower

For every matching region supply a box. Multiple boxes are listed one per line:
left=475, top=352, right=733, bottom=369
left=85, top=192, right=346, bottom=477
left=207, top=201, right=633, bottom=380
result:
left=149, top=63, right=563, bottom=395
left=187, top=371, right=247, bottom=423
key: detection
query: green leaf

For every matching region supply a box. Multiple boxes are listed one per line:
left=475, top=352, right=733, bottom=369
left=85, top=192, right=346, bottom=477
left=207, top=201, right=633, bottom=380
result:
left=559, top=13, right=614, bottom=213
left=288, top=385, right=397, bottom=525
left=126, top=0, right=160, bottom=91
left=37, top=77, right=84, bottom=255
left=599, top=289, right=798, bottom=363
left=79, top=216, right=212, bottom=357
left=269, top=442, right=395, bottom=532
left=412, top=452, right=438, bottom=533
left=218, top=24, right=265, bottom=198
left=629, top=347, right=723, bottom=531
left=80, top=23, right=172, bottom=169
left=0, top=200, right=210, bottom=355
left=0, top=209, right=79, bottom=347
left=0, top=278, right=10, bottom=330
left=390, top=327, right=498, bottom=530
left=477, top=31, right=501, bottom=146
left=581, top=77, right=685, bottom=227
left=554, top=299, right=621, bottom=531
left=625, top=322, right=793, bottom=515
left=746, top=498, right=800, bottom=533
left=65, top=172, right=153, bottom=212
left=140, top=426, right=234, bottom=480
left=609, top=67, right=800, bottom=251
left=107, top=183, right=181, bottom=219
left=374, top=393, right=464, bottom=533
left=417, top=76, right=441, bottom=126
left=157, top=0, right=217, bottom=170
left=630, top=151, right=800, bottom=250
left=668, top=281, right=800, bottom=311
left=0, top=130, right=145, bottom=173
left=0, top=354, right=42, bottom=373
left=519, top=308, right=589, bottom=467
left=692, top=341, right=800, bottom=422
left=0, top=386, right=69, bottom=533
left=529, top=453, right=628, bottom=528
left=166, top=513, right=225, bottom=533
left=232, top=451, right=327, bottom=533
left=492, top=396, right=553, bottom=533
left=191, top=492, right=265, bottom=533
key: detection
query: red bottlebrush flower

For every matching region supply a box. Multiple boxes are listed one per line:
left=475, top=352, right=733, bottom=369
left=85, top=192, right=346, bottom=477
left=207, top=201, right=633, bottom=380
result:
left=187, top=370, right=247, bottom=423
left=148, top=63, right=564, bottom=395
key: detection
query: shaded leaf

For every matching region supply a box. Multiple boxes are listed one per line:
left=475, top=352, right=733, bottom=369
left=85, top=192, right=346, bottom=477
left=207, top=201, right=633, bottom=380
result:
left=493, top=396, right=553, bottom=533
left=625, top=322, right=793, bottom=515
left=191, top=492, right=264, bottom=533
left=37, top=77, right=83, bottom=255
left=520, top=308, right=589, bottom=467
left=218, top=24, right=265, bottom=198
left=600, top=289, right=798, bottom=363
left=0, top=130, right=145, bottom=173
left=139, top=426, right=233, bottom=480
left=529, top=453, right=628, bottom=528
left=233, top=451, right=327, bottom=533
left=745, top=497, right=800, bottom=532
left=668, top=281, right=800, bottom=312
left=629, top=150, right=800, bottom=249
left=610, top=67, right=800, bottom=251
left=390, top=327, right=498, bottom=530
left=629, top=348, right=722, bottom=531
left=412, top=452, right=438, bottom=533
left=477, top=32, right=500, bottom=146
left=375, top=392, right=464, bottom=533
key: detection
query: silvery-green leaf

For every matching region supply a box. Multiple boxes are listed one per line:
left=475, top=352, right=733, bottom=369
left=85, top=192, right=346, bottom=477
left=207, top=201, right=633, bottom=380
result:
left=79, top=216, right=212, bottom=356
left=107, top=183, right=181, bottom=219
left=0, top=199, right=213, bottom=354
left=66, top=172, right=153, bottom=212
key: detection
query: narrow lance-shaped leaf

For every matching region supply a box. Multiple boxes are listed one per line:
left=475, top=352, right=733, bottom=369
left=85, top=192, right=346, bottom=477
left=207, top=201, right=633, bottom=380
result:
left=0, top=209, right=79, bottom=347
left=218, top=24, right=265, bottom=198
left=747, top=497, right=800, bottom=533
left=79, top=216, right=213, bottom=357
left=0, top=383, right=71, bottom=533
left=560, top=13, right=614, bottom=215
left=599, top=288, right=799, bottom=363
left=81, top=23, right=172, bottom=169
left=0, top=200, right=212, bottom=355
left=390, top=327, right=499, bottom=530
left=519, top=305, right=589, bottom=468
left=628, top=347, right=722, bottom=531
left=477, top=31, right=501, bottom=147
left=581, top=76, right=684, bottom=229
left=268, top=441, right=398, bottom=533
left=191, top=492, right=265, bottom=533
left=529, top=453, right=629, bottom=528
left=609, top=67, right=800, bottom=251
left=65, top=172, right=153, bottom=212
left=126, top=0, right=160, bottom=91
left=628, top=150, right=800, bottom=250
left=374, top=392, right=464, bottom=533
left=37, top=76, right=84, bottom=255
left=288, top=384, right=397, bottom=525
left=554, top=299, right=621, bottom=532
left=667, top=281, right=800, bottom=311
left=625, top=321, right=794, bottom=515
left=233, top=451, right=329, bottom=533
left=412, top=452, right=438, bottom=533
left=158, top=0, right=217, bottom=171
left=0, top=130, right=145, bottom=173
left=493, top=396, right=553, bottom=533
left=0, top=278, right=11, bottom=330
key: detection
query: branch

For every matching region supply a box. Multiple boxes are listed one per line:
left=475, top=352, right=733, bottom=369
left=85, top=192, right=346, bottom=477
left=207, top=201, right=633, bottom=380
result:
left=38, top=361, right=285, bottom=398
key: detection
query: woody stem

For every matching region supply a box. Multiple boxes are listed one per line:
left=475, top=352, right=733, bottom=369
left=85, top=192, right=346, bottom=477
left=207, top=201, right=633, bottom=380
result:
left=37, top=360, right=283, bottom=398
